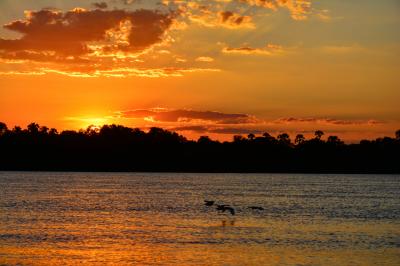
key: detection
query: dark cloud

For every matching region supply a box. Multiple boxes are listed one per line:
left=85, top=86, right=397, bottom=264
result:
left=171, top=125, right=266, bottom=135
left=276, top=117, right=383, bottom=125
left=222, top=44, right=284, bottom=55
left=92, top=2, right=108, bottom=9
left=171, top=125, right=209, bottom=133
left=210, top=127, right=265, bottom=134
left=218, top=11, right=253, bottom=28
left=119, top=109, right=257, bottom=124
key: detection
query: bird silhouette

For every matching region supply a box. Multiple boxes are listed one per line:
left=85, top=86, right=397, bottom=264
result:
left=223, top=206, right=235, bottom=215
left=216, top=204, right=229, bottom=210
left=248, top=206, right=264, bottom=210
left=204, top=200, right=215, bottom=206
left=216, top=205, right=235, bottom=215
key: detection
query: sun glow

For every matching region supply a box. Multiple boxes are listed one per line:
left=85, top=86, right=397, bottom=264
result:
left=65, top=116, right=110, bottom=130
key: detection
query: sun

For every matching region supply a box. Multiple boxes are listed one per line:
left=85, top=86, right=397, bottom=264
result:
left=82, top=117, right=108, bottom=128
left=64, top=116, right=109, bottom=130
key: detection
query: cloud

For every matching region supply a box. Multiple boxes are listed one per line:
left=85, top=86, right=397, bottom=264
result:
left=315, top=9, right=331, bottom=21
left=0, top=8, right=176, bottom=74
left=163, top=0, right=313, bottom=21
left=0, top=0, right=325, bottom=77
left=171, top=125, right=266, bottom=135
left=0, top=66, right=220, bottom=78
left=1, top=8, right=175, bottom=56
left=121, top=0, right=139, bottom=5
left=320, top=44, right=368, bottom=55
left=116, top=108, right=383, bottom=127
left=0, top=71, right=45, bottom=76
left=188, top=9, right=255, bottom=29
left=92, top=2, right=108, bottom=9
left=117, top=108, right=258, bottom=124
left=275, top=117, right=384, bottom=126
left=170, top=125, right=209, bottom=133
left=65, top=105, right=386, bottom=142
left=195, top=56, right=214, bottom=62
left=209, top=127, right=265, bottom=134
left=239, top=0, right=312, bottom=20
left=222, top=44, right=286, bottom=56
left=218, top=11, right=255, bottom=29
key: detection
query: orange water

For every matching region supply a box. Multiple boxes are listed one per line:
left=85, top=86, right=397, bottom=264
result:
left=0, top=172, right=399, bottom=265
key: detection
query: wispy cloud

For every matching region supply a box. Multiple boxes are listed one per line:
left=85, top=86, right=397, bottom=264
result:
left=117, top=108, right=258, bottom=124
left=195, top=56, right=215, bottom=62
left=275, top=117, right=383, bottom=126
left=0, top=66, right=220, bottom=78
left=239, top=0, right=312, bottom=20
left=186, top=7, right=255, bottom=29
left=320, top=44, right=368, bottom=54
left=222, top=44, right=287, bottom=56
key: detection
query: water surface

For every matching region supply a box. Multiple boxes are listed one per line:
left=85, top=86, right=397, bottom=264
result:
left=0, top=172, right=399, bottom=265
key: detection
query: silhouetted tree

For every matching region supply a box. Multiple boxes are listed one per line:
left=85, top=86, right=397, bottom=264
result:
left=40, top=126, right=49, bottom=134
left=0, top=122, right=7, bottom=136
left=27, top=123, right=40, bottom=134
left=262, top=132, right=276, bottom=143
left=327, top=135, right=344, bottom=145
left=314, top=130, right=324, bottom=140
left=247, top=133, right=255, bottom=141
left=12, top=126, right=22, bottom=133
left=0, top=121, right=399, bottom=173
left=277, top=133, right=291, bottom=145
left=263, top=132, right=272, bottom=138
left=198, top=136, right=213, bottom=145
left=295, top=134, right=305, bottom=145
left=233, top=135, right=246, bottom=143
left=85, top=125, right=99, bottom=136
left=49, top=128, right=58, bottom=136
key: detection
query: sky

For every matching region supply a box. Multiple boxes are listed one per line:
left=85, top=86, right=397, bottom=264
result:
left=0, top=0, right=399, bottom=142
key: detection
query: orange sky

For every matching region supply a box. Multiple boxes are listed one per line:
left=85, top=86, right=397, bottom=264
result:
left=0, top=0, right=399, bottom=142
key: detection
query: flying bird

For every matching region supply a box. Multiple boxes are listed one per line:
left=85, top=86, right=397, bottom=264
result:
left=216, top=204, right=229, bottom=210
left=223, top=206, right=235, bottom=216
left=204, top=200, right=215, bottom=206
left=249, top=206, right=264, bottom=210
left=216, top=204, right=235, bottom=215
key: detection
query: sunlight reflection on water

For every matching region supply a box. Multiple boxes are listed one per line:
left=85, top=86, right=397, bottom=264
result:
left=0, top=172, right=399, bottom=265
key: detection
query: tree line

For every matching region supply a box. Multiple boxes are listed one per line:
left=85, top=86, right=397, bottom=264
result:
left=0, top=122, right=399, bottom=173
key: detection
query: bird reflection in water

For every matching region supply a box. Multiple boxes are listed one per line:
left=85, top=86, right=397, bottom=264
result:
left=221, top=220, right=235, bottom=227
